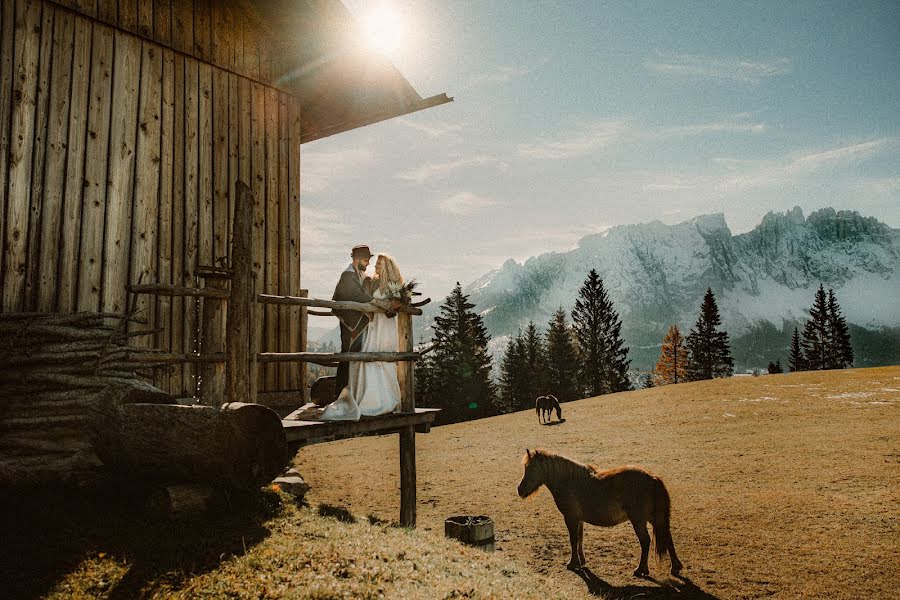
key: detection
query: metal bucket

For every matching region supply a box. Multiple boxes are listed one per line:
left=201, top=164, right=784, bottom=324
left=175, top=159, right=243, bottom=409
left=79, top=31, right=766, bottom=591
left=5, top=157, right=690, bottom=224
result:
left=444, top=515, right=494, bottom=551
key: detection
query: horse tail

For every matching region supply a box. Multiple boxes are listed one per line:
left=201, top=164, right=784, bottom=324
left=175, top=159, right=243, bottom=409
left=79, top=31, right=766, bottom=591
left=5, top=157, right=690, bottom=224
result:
left=651, top=476, right=673, bottom=561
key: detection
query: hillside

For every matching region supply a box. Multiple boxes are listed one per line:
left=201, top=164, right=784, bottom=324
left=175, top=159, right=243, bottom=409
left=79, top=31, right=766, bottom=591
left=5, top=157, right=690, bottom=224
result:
left=297, top=366, right=900, bottom=600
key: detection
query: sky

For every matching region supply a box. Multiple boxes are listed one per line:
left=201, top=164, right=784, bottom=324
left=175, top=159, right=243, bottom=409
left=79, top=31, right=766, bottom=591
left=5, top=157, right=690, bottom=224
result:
left=301, top=1, right=900, bottom=303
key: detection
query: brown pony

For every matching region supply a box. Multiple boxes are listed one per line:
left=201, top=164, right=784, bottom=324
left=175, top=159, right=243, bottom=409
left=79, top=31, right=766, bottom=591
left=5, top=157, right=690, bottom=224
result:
left=535, top=395, right=562, bottom=424
left=517, top=448, right=683, bottom=577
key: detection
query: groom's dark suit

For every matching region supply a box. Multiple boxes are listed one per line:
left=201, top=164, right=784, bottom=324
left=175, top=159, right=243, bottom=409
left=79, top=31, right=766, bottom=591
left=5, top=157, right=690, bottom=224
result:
left=332, top=264, right=373, bottom=399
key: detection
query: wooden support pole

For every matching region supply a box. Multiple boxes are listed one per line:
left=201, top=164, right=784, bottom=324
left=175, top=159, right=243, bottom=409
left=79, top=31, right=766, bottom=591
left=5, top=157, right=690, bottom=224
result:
left=226, top=181, right=253, bottom=403
left=398, top=312, right=416, bottom=527
left=199, top=275, right=228, bottom=406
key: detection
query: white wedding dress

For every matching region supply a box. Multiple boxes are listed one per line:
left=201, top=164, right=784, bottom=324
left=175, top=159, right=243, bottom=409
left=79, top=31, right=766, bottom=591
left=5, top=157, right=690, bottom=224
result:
left=350, top=289, right=402, bottom=416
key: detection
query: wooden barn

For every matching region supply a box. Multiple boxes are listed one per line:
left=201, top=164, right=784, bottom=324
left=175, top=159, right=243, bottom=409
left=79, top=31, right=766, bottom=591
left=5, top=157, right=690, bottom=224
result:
left=0, top=0, right=450, bottom=401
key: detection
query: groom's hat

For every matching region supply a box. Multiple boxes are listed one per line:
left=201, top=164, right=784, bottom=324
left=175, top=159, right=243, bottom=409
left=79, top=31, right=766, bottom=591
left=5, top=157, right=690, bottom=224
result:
left=351, top=244, right=373, bottom=259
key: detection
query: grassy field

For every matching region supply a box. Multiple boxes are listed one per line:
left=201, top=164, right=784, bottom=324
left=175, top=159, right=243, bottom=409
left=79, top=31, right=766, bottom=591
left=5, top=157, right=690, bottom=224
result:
left=296, top=366, right=900, bottom=599
left=2, top=367, right=896, bottom=599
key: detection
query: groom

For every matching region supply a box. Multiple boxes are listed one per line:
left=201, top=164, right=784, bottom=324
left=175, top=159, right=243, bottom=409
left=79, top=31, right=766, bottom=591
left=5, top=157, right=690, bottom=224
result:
left=332, top=245, right=380, bottom=399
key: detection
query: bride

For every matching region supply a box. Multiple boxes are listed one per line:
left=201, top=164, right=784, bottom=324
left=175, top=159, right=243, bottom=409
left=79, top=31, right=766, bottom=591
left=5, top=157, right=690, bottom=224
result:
left=321, top=253, right=403, bottom=420
left=350, top=253, right=403, bottom=416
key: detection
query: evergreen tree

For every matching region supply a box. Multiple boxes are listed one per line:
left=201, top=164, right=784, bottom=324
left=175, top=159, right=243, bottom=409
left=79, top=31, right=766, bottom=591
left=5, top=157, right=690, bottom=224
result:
left=499, top=332, right=530, bottom=413
left=415, top=283, right=496, bottom=424
left=685, top=288, right=734, bottom=380
left=788, top=327, right=805, bottom=372
left=801, top=285, right=830, bottom=370
left=655, top=324, right=688, bottom=384
left=827, top=288, right=853, bottom=369
left=545, top=308, right=580, bottom=402
left=767, top=359, right=784, bottom=374
left=571, top=269, right=632, bottom=396
left=521, top=321, right=549, bottom=409
left=642, top=372, right=655, bottom=388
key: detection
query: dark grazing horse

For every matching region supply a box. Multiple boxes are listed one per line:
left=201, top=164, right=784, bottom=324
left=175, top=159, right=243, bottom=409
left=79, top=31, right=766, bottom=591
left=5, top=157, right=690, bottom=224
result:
left=535, top=395, right=562, bottom=424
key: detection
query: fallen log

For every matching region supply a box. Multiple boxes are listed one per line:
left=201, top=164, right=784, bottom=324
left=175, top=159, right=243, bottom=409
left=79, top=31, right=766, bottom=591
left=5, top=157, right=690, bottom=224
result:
left=91, top=395, right=287, bottom=492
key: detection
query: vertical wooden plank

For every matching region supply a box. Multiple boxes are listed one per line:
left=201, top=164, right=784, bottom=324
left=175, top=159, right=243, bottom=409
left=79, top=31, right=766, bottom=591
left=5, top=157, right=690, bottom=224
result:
left=37, top=8, right=76, bottom=312
left=24, top=3, right=54, bottom=311
left=287, top=97, right=302, bottom=390
left=118, top=0, right=138, bottom=34
left=212, top=70, right=228, bottom=264
left=263, top=87, right=278, bottom=390
left=398, top=312, right=417, bottom=526
left=242, top=8, right=258, bottom=81
left=199, top=275, right=226, bottom=405
left=170, top=53, right=186, bottom=394
left=227, top=72, right=238, bottom=259
left=277, top=93, right=290, bottom=389
left=171, top=0, right=192, bottom=56
left=75, top=0, right=95, bottom=16
left=3, top=0, right=43, bottom=312
left=227, top=181, right=254, bottom=403
left=183, top=56, right=200, bottom=396
left=0, top=1, right=15, bottom=302
left=237, top=77, right=251, bottom=187
left=158, top=46, right=175, bottom=392
left=137, top=0, right=153, bottom=39
left=96, top=0, right=117, bottom=24
left=250, top=82, right=265, bottom=391
left=198, top=62, right=213, bottom=270
left=193, top=0, right=210, bottom=62
left=100, top=30, right=141, bottom=315
left=77, top=22, right=114, bottom=312
left=58, top=16, right=92, bottom=313
left=130, top=41, right=162, bottom=343
left=153, top=0, right=172, bottom=46
left=211, top=0, right=227, bottom=69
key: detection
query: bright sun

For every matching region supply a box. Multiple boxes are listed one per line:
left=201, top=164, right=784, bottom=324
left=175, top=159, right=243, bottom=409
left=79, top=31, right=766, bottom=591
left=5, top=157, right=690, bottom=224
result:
left=360, top=4, right=406, bottom=56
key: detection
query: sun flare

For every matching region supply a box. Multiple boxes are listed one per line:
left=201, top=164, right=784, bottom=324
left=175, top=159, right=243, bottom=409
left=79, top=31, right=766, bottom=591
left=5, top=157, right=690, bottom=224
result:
left=360, top=4, right=406, bottom=56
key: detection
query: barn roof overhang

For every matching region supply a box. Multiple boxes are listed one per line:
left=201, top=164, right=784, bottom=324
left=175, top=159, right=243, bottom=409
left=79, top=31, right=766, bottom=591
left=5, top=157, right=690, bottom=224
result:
left=252, top=0, right=453, bottom=144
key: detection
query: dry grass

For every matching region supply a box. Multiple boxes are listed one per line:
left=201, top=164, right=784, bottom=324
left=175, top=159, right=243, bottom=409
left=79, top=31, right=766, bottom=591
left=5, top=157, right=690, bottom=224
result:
left=296, top=366, right=900, bottom=599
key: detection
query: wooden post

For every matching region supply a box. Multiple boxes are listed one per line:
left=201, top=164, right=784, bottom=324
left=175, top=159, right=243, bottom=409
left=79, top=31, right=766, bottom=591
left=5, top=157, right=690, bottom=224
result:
left=299, top=289, right=309, bottom=402
left=398, top=312, right=416, bottom=527
left=226, top=181, right=253, bottom=403
left=199, top=274, right=227, bottom=406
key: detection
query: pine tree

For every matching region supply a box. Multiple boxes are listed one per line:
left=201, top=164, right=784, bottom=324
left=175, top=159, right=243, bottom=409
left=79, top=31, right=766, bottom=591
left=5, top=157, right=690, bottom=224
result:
left=655, top=324, right=688, bottom=385
left=801, top=285, right=830, bottom=370
left=827, top=289, right=853, bottom=369
left=415, top=283, right=496, bottom=424
left=642, top=372, right=655, bottom=388
left=685, top=288, right=734, bottom=380
left=767, top=359, right=784, bottom=374
left=521, top=321, right=549, bottom=410
left=571, top=270, right=632, bottom=396
left=545, top=308, right=580, bottom=402
left=788, top=327, right=805, bottom=372
left=499, top=332, right=529, bottom=414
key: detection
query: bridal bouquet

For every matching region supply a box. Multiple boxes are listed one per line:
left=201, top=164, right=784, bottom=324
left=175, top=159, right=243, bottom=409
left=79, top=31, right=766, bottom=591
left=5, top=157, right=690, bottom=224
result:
left=383, top=279, right=421, bottom=306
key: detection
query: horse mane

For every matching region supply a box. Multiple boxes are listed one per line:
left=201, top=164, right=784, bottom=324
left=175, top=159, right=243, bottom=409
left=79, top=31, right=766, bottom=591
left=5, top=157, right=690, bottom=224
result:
left=524, top=448, right=596, bottom=482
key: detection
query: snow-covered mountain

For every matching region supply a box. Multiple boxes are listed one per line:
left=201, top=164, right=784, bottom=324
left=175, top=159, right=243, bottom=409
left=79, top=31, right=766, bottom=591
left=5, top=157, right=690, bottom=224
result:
left=448, top=207, right=900, bottom=370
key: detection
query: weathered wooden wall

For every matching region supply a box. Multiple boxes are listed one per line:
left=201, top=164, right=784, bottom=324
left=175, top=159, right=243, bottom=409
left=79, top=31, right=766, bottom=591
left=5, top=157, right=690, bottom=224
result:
left=0, top=0, right=304, bottom=399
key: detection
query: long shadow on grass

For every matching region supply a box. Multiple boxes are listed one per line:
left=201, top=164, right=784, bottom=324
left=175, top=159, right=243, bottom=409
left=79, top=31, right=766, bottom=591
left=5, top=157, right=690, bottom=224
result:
left=0, top=481, right=281, bottom=600
left=574, top=567, right=720, bottom=599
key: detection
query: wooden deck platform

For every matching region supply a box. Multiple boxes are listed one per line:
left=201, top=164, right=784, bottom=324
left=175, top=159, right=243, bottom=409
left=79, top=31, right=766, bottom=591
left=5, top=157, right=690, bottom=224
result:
left=282, top=407, right=440, bottom=445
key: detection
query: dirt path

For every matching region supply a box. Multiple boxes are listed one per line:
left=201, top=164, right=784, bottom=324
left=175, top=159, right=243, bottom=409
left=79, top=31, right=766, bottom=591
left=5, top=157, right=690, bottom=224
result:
left=296, top=367, right=900, bottom=599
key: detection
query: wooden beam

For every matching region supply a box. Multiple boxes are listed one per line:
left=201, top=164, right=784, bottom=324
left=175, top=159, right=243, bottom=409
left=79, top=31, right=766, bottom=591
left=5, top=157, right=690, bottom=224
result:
left=257, top=294, right=423, bottom=316
left=226, top=180, right=254, bottom=404
left=199, top=276, right=227, bottom=405
left=398, top=311, right=417, bottom=527
left=281, top=408, right=439, bottom=444
left=128, top=283, right=230, bottom=299
left=258, top=351, right=420, bottom=364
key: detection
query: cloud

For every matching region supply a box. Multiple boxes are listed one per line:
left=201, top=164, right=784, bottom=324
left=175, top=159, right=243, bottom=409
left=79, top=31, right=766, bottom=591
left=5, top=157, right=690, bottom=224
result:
left=468, top=64, right=534, bottom=87
left=645, top=52, right=792, bottom=84
left=518, top=120, right=628, bottom=160
left=301, top=147, right=375, bottom=194
left=655, top=121, right=767, bottom=137
left=396, top=118, right=463, bottom=139
left=396, top=155, right=505, bottom=184
left=437, top=191, right=498, bottom=216
left=300, top=205, right=357, bottom=258
left=641, top=138, right=893, bottom=194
